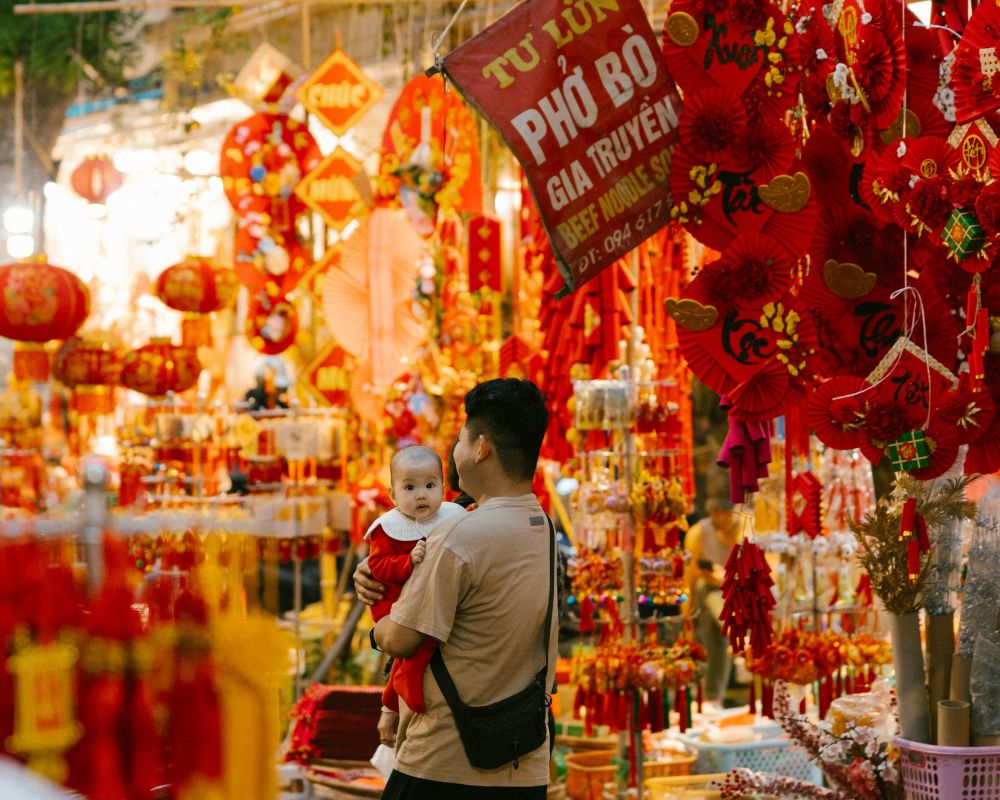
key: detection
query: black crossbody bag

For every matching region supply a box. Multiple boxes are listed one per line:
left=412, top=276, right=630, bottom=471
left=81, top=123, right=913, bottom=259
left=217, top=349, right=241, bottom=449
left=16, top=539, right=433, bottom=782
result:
left=429, top=516, right=555, bottom=770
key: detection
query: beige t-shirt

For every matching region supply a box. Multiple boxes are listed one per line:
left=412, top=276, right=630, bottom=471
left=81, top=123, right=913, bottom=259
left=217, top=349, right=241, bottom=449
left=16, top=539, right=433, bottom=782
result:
left=389, top=494, right=557, bottom=787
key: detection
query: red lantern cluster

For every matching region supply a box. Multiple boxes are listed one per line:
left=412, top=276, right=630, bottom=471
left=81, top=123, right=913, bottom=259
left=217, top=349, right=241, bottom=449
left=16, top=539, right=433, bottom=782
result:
left=70, top=155, right=124, bottom=205
left=0, top=258, right=90, bottom=381
left=120, top=338, right=201, bottom=397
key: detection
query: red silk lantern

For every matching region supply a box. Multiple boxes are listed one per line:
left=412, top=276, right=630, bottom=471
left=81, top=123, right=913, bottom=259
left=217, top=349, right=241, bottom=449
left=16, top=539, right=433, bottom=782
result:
left=155, top=258, right=238, bottom=348
left=0, top=258, right=91, bottom=381
left=155, top=258, right=238, bottom=315
left=53, top=333, right=124, bottom=415
left=70, top=155, right=123, bottom=204
left=120, top=338, right=201, bottom=397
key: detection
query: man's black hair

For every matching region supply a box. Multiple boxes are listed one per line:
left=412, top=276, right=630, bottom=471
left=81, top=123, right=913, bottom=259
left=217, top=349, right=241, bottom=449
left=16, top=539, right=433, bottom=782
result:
left=463, top=378, right=547, bottom=481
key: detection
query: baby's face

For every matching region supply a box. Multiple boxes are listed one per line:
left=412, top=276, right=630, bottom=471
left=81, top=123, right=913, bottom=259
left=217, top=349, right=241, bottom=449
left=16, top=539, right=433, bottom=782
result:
left=391, top=463, right=444, bottom=522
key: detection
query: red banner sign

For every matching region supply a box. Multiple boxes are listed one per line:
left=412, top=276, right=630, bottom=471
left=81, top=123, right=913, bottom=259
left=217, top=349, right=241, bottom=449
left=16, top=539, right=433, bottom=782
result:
left=468, top=215, right=502, bottom=292
left=441, top=0, right=681, bottom=294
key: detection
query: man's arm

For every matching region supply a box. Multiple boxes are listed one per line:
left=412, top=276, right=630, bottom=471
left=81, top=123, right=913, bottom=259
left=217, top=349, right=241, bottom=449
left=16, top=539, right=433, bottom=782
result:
left=373, top=615, right=426, bottom=658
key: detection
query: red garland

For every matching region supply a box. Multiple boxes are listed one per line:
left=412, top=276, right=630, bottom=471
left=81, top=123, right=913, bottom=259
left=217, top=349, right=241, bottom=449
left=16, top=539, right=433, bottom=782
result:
left=720, top=541, right=776, bottom=655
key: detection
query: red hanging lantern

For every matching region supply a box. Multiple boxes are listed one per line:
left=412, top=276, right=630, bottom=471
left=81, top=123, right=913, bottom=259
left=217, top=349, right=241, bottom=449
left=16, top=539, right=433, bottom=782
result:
left=155, top=258, right=238, bottom=348
left=0, top=258, right=91, bottom=381
left=53, top=333, right=124, bottom=415
left=70, top=155, right=124, bottom=204
left=120, top=338, right=201, bottom=397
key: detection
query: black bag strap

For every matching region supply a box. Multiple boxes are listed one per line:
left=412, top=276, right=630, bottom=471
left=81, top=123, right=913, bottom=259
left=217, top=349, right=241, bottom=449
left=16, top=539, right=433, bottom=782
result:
left=431, top=514, right=556, bottom=712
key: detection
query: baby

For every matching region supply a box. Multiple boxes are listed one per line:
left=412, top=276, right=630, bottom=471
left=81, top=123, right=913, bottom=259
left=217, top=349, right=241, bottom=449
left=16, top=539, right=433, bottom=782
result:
left=365, top=445, right=466, bottom=740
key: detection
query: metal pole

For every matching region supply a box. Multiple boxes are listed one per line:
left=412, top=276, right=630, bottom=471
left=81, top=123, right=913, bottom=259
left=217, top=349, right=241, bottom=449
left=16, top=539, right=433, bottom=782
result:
left=81, top=459, right=109, bottom=594
left=14, top=61, right=24, bottom=201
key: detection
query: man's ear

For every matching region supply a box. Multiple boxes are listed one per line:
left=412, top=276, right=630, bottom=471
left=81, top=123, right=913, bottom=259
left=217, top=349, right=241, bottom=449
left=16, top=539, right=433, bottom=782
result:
left=474, top=435, right=492, bottom=464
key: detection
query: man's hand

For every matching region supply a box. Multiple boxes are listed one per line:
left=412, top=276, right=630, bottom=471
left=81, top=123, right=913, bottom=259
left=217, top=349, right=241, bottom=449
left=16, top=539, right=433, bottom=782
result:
left=353, top=557, right=386, bottom=606
left=410, top=539, right=426, bottom=566
left=377, top=709, right=399, bottom=747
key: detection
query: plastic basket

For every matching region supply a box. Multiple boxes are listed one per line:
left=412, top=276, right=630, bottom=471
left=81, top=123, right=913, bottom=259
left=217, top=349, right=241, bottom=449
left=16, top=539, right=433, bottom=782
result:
left=679, top=731, right=823, bottom=785
left=896, top=737, right=1000, bottom=800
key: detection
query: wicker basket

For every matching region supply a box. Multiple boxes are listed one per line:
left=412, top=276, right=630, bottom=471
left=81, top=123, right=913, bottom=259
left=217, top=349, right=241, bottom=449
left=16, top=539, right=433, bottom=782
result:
left=645, top=773, right=728, bottom=799
left=565, top=749, right=696, bottom=800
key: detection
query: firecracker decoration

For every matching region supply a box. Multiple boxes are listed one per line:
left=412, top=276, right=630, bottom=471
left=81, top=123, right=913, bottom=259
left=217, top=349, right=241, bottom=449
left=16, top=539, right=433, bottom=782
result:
left=851, top=475, right=975, bottom=615
left=720, top=540, right=776, bottom=655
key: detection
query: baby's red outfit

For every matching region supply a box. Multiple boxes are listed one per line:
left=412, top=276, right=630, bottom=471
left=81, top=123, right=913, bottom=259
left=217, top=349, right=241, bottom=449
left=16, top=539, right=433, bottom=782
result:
left=366, top=503, right=465, bottom=713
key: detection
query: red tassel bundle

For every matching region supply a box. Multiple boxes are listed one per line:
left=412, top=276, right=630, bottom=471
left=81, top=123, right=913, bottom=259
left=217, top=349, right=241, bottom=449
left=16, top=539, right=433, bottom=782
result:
left=966, top=283, right=988, bottom=392
left=720, top=541, right=776, bottom=655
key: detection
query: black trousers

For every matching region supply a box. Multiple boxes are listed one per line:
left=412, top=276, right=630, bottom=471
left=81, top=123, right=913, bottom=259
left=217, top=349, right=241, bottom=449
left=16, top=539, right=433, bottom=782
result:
left=381, top=771, right=547, bottom=799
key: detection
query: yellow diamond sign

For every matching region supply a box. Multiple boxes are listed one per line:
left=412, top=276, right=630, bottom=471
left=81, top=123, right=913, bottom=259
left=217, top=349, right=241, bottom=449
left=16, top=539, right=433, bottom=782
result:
left=295, top=147, right=365, bottom=232
left=296, top=48, right=383, bottom=135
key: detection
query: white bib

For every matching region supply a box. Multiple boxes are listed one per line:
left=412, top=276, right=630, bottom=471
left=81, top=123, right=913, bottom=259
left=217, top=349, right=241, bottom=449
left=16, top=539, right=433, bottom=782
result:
left=364, top=502, right=467, bottom=542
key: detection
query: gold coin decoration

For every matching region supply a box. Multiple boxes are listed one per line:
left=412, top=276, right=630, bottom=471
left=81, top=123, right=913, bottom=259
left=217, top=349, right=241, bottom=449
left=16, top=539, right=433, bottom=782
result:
left=757, top=172, right=811, bottom=213
left=666, top=12, right=700, bottom=46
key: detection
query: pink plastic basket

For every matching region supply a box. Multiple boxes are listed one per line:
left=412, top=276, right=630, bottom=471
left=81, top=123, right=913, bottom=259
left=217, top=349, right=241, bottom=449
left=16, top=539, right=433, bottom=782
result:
left=896, top=737, right=1000, bottom=800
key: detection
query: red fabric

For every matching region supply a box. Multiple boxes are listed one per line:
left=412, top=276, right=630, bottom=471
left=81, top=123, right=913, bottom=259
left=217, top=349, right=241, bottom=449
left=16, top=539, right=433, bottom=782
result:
left=381, top=637, right=437, bottom=714
left=366, top=523, right=417, bottom=621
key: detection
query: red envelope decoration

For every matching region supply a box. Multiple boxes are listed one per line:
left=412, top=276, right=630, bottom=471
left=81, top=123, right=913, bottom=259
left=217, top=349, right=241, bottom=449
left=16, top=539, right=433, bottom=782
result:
left=661, top=0, right=802, bottom=120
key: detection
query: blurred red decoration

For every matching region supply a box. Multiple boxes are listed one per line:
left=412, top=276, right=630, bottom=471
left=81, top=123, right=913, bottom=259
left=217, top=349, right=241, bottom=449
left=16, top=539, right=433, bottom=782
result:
left=155, top=258, right=238, bottom=315
left=0, top=258, right=91, bottom=381
left=245, top=294, right=298, bottom=355
left=53, top=333, right=124, bottom=415
left=155, top=257, right=239, bottom=348
left=120, top=338, right=201, bottom=397
left=70, top=155, right=124, bottom=204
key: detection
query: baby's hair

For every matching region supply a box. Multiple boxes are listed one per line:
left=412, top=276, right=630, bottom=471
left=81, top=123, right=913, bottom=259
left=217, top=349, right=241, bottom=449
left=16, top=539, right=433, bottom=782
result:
left=390, top=445, right=443, bottom=483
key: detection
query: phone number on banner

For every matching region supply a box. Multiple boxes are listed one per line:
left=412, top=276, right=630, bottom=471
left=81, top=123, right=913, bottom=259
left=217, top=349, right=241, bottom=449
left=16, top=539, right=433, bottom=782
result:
left=572, top=198, right=667, bottom=274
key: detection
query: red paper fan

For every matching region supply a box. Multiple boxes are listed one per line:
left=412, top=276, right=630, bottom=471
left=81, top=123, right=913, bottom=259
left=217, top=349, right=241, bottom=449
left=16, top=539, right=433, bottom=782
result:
left=808, top=206, right=902, bottom=285
left=909, top=418, right=961, bottom=479
left=728, top=359, right=791, bottom=419
left=802, top=124, right=853, bottom=210
left=731, top=117, right=796, bottom=182
left=904, top=93, right=953, bottom=140
left=833, top=0, right=907, bottom=130
left=679, top=87, right=748, bottom=163
left=952, top=2, right=1000, bottom=123
left=859, top=146, right=908, bottom=228
left=900, top=136, right=960, bottom=180
left=966, top=411, right=1000, bottom=473
left=796, top=5, right=837, bottom=80
left=697, top=233, right=794, bottom=312
left=904, top=7, right=947, bottom=103
left=938, top=375, right=997, bottom=445
left=808, top=375, right=872, bottom=449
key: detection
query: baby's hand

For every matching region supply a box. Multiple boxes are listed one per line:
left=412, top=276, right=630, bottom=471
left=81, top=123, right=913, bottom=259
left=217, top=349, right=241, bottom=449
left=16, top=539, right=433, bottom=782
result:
left=411, top=539, right=427, bottom=565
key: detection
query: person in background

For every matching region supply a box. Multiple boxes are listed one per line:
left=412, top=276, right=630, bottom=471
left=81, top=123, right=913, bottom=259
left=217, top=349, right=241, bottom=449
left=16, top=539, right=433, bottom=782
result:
left=357, top=378, right=554, bottom=799
left=685, top=497, right=742, bottom=708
